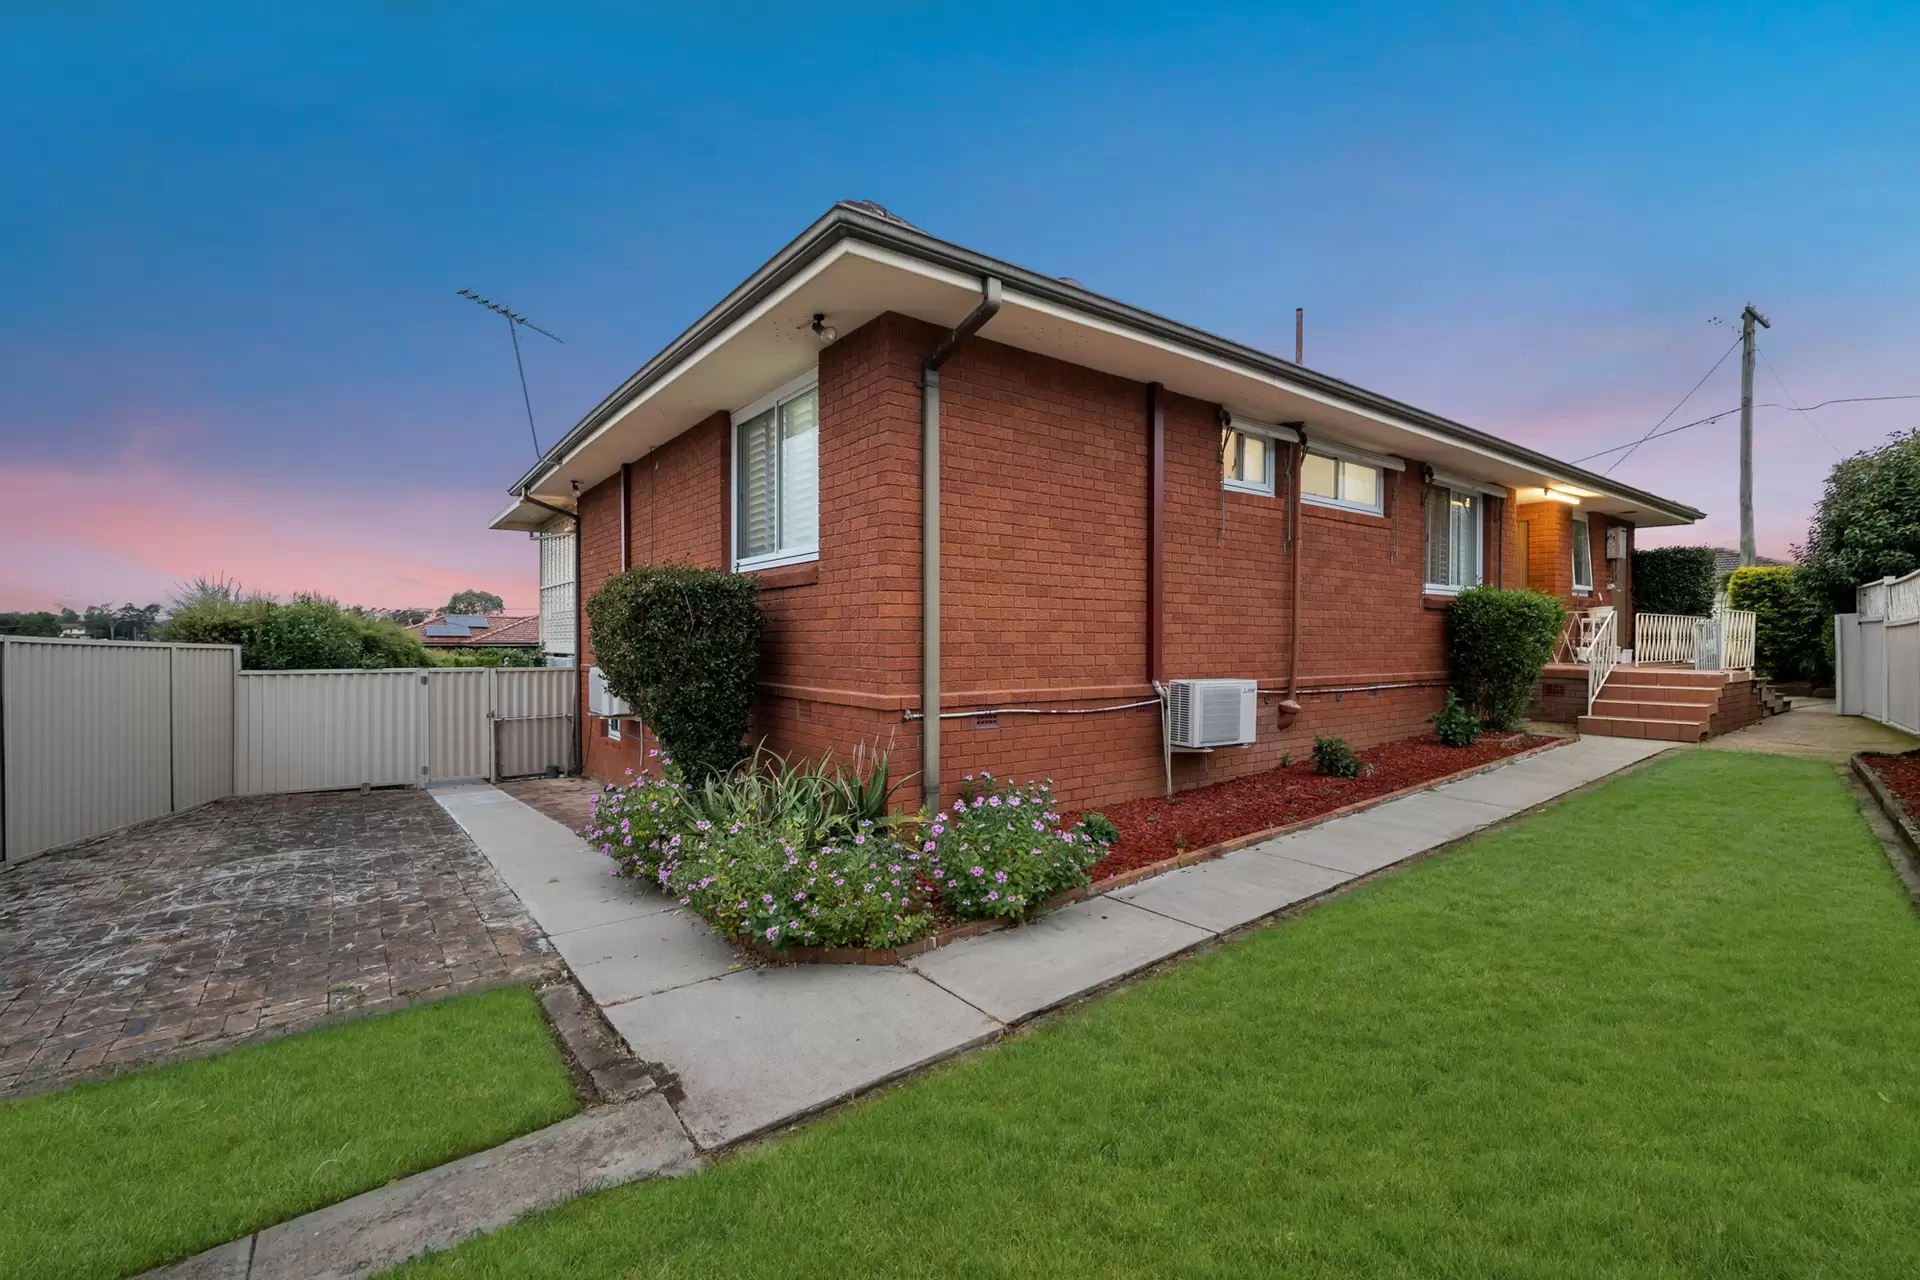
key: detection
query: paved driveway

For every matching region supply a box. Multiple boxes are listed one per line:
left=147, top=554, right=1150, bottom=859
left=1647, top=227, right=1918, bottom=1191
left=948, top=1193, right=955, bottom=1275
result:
left=0, top=790, right=556, bottom=1096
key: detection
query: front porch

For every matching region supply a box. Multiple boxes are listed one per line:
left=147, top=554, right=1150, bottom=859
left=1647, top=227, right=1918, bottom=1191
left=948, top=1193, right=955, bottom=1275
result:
left=1529, top=605, right=1775, bottom=742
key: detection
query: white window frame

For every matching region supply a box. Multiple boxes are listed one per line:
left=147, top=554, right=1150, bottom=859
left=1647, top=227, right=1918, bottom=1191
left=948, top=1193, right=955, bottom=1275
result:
left=1300, top=449, right=1387, bottom=516
left=1222, top=427, right=1277, bottom=496
left=605, top=715, right=621, bottom=741
left=1424, top=485, right=1484, bottom=595
left=730, top=369, right=820, bottom=572
left=1572, top=515, right=1594, bottom=596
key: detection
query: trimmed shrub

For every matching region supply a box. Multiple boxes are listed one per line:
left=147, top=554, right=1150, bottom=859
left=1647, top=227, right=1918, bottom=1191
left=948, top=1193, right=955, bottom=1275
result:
left=1312, top=736, right=1363, bottom=778
left=1632, top=546, right=1717, bottom=617
left=1726, top=566, right=1828, bottom=681
left=1429, top=690, right=1481, bottom=747
left=930, top=774, right=1110, bottom=920
left=1448, top=586, right=1568, bottom=731
left=586, top=565, right=762, bottom=783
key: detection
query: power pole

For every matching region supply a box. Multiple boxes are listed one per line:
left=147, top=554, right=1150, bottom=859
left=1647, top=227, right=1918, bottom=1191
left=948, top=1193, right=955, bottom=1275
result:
left=1738, top=303, right=1771, bottom=567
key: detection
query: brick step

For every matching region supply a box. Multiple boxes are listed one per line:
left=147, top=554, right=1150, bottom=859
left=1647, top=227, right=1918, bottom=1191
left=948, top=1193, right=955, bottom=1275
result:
left=1599, top=681, right=1722, bottom=705
left=1578, top=715, right=1709, bottom=742
left=1589, top=698, right=1713, bottom=723
left=1606, top=668, right=1728, bottom=689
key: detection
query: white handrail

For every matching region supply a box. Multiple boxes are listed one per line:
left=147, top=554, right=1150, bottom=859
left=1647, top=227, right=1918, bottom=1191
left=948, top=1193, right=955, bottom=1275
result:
left=1587, top=608, right=1620, bottom=714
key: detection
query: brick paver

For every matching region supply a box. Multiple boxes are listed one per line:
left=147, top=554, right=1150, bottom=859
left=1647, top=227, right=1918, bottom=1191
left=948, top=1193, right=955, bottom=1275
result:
left=0, top=790, right=557, bottom=1096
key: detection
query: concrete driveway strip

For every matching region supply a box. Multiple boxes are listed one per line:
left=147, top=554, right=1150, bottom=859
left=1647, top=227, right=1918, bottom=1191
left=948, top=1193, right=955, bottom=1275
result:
left=603, top=965, right=1000, bottom=1148
left=906, top=897, right=1211, bottom=1024
left=1107, top=847, right=1353, bottom=933
left=565, top=911, right=745, bottom=1006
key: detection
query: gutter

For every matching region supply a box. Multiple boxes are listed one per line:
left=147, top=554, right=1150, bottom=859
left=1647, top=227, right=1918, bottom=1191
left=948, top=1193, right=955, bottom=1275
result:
left=516, top=491, right=584, bottom=778
left=508, top=204, right=1703, bottom=526
left=919, top=277, right=1003, bottom=813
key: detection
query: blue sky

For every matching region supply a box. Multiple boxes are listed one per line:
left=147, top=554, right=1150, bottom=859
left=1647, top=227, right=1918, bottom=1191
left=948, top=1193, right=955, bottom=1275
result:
left=3, top=2, right=1915, bottom=609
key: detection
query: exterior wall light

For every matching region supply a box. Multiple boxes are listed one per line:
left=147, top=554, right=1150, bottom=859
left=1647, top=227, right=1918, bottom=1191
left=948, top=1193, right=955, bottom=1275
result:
left=811, top=313, right=838, bottom=344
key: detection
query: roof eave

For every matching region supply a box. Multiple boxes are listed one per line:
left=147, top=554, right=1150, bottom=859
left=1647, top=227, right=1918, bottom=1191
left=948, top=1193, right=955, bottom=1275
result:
left=511, top=203, right=1703, bottom=527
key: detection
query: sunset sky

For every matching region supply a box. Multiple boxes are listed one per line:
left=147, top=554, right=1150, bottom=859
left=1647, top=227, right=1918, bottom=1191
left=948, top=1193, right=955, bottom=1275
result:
left=4, top=4, right=1916, bottom=612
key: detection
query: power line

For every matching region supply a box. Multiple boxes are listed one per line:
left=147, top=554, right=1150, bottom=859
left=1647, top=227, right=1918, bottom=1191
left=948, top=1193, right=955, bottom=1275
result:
left=1756, top=344, right=1841, bottom=455
left=1572, top=394, right=1920, bottom=465
left=1604, top=334, right=1744, bottom=475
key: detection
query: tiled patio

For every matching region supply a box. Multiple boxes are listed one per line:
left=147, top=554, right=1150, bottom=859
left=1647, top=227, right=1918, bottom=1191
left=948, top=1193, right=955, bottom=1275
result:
left=0, top=789, right=558, bottom=1097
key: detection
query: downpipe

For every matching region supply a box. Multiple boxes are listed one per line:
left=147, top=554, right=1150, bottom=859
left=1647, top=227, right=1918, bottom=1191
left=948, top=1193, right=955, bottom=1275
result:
left=920, top=277, right=1003, bottom=814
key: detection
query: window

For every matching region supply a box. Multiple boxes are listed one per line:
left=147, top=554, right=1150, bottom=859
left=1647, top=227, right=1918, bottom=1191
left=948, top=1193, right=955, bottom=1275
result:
left=1572, top=515, right=1593, bottom=594
left=733, top=373, right=819, bottom=570
left=1221, top=427, right=1275, bottom=495
left=1301, top=450, right=1383, bottom=515
left=604, top=716, right=621, bottom=741
left=1425, top=486, right=1483, bottom=591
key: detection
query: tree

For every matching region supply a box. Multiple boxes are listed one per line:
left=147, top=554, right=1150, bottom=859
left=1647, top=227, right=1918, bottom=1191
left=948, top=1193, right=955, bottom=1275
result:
left=0, top=612, right=62, bottom=636
left=159, top=596, right=431, bottom=669
left=1798, top=429, right=1920, bottom=612
left=80, top=602, right=162, bottom=640
left=445, top=590, right=504, bottom=616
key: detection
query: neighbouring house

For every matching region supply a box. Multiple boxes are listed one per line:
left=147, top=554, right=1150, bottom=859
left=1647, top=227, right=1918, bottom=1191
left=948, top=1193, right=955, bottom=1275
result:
left=490, top=201, right=1706, bottom=808
left=407, top=612, right=543, bottom=651
left=1711, top=547, right=1788, bottom=575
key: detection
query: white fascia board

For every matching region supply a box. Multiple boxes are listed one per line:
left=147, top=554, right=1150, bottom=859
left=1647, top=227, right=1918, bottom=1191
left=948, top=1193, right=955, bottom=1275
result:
left=538, top=240, right=857, bottom=490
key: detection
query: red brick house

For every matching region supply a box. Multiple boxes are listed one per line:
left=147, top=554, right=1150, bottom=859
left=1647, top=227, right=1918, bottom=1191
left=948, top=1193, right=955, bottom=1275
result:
left=493, top=202, right=1701, bottom=809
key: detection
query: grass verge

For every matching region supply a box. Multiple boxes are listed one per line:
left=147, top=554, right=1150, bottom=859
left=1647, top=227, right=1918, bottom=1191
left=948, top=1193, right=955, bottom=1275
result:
left=397, top=752, right=1920, bottom=1278
left=1, top=984, right=577, bottom=1279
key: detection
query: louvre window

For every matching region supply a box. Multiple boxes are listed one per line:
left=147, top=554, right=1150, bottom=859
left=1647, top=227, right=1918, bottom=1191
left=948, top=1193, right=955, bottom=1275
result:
left=733, top=376, right=819, bottom=570
left=1425, top=487, right=1483, bottom=592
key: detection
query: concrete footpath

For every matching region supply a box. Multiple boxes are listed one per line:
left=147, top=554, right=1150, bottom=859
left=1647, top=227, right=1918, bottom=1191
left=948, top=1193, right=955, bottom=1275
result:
left=438, top=734, right=1672, bottom=1149
left=152, top=733, right=1671, bottom=1278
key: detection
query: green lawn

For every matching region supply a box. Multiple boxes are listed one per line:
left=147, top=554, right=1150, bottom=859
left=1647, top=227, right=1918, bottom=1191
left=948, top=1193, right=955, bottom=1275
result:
left=397, top=752, right=1920, bottom=1278
left=1, top=984, right=577, bottom=1280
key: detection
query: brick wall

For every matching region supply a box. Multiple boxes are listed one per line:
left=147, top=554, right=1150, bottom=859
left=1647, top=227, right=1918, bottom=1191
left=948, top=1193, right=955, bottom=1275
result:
left=572, top=310, right=1631, bottom=809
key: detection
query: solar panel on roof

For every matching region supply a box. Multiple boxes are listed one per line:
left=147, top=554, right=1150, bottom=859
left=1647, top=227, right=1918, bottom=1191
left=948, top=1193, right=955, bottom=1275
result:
left=424, top=624, right=470, bottom=638
left=443, top=615, right=491, bottom=629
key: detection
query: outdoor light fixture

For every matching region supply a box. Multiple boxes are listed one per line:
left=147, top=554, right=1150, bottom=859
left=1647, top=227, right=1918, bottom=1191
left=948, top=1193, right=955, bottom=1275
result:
left=811, top=313, right=838, bottom=344
left=1542, top=487, right=1582, bottom=504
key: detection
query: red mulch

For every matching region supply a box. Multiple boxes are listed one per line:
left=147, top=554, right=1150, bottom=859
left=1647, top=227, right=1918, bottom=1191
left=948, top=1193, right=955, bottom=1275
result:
left=1862, top=752, right=1920, bottom=822
left=1080, top=732, right=1558, bottom=883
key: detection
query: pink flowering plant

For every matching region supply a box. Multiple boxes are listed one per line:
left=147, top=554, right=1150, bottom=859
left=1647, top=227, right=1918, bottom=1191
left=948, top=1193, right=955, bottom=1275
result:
left=926, top=773, right=1112, bottom=921
left=584, top=749, right=937, bottom=950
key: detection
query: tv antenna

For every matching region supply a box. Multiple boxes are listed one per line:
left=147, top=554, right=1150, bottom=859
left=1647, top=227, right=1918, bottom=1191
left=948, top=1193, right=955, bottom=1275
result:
left=457, top=289, right=562, bottom=458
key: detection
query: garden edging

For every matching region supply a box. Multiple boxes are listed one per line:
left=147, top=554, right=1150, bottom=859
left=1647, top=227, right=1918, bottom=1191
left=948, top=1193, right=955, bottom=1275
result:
left=751, top=734, right=1575, bottom=966
left=1848, top=754, right=1920, bottom=907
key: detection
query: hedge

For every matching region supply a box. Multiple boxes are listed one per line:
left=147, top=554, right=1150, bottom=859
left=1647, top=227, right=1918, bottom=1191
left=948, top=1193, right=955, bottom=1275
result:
left=1631, top=545, right=1717, bottom=616
left=1725, top=566, right=1828, bottom=682
left=585, top=564, right=763, bottom=783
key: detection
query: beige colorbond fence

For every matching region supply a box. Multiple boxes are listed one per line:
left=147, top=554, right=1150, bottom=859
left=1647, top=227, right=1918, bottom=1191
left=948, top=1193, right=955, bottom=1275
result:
left=2, top=639, right=575, bottom=865
left=1, top=637, right=240, bottom=865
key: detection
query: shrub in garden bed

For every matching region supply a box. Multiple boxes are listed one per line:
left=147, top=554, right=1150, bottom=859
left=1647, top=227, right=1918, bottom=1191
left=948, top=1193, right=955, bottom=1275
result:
left=1448, top=586, right=1567, bottom=730
left=586, top=755, right=1116, bottom=951
left=1429, top=691, right=1481, bottom=747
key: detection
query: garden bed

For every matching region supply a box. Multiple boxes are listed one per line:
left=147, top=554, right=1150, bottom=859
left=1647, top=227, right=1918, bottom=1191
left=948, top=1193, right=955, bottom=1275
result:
left=1857, top=751, right=1920, bottom=821
left=1079, top=731, right=1563, bottom=885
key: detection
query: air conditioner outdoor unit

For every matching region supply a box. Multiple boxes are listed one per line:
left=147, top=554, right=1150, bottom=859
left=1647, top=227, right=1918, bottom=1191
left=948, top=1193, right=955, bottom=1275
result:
left=587, top=666, right=632, bottom=719
left=1167, top=678, right=1258, bottom=749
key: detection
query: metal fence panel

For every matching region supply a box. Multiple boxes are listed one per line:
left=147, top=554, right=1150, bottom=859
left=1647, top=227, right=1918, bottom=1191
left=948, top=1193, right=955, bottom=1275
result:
left=494, top=668, right=576, bottom=779
left=171, top=646, right=238, bottom=809
left=1836, top=614, right=1863, bottom=717
left=1, top=637, right=239, bottom=864
left=235, top=670, right=425, bottom=795
left=427, top=670, right=491, bottom=782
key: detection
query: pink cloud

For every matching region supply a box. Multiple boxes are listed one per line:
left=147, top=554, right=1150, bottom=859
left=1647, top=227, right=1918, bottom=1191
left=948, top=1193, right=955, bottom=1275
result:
left=0, top=464, right=537, bottom=612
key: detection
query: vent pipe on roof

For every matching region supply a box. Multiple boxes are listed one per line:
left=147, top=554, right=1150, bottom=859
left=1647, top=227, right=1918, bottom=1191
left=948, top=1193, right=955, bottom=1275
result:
left=920, top=276, right=1003, bottom=813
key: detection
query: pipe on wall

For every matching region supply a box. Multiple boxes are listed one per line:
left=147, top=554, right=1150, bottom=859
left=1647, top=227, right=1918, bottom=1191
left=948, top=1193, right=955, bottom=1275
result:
left=1278, top=427, right=1306, bottom=725
left=517, top=491, right=583, bottom=776
left=619, top=463, right=632, bottom=572
left=920, top=277, right=1003, bottom=813
left=1149, top=385, right=1167, bottom=683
